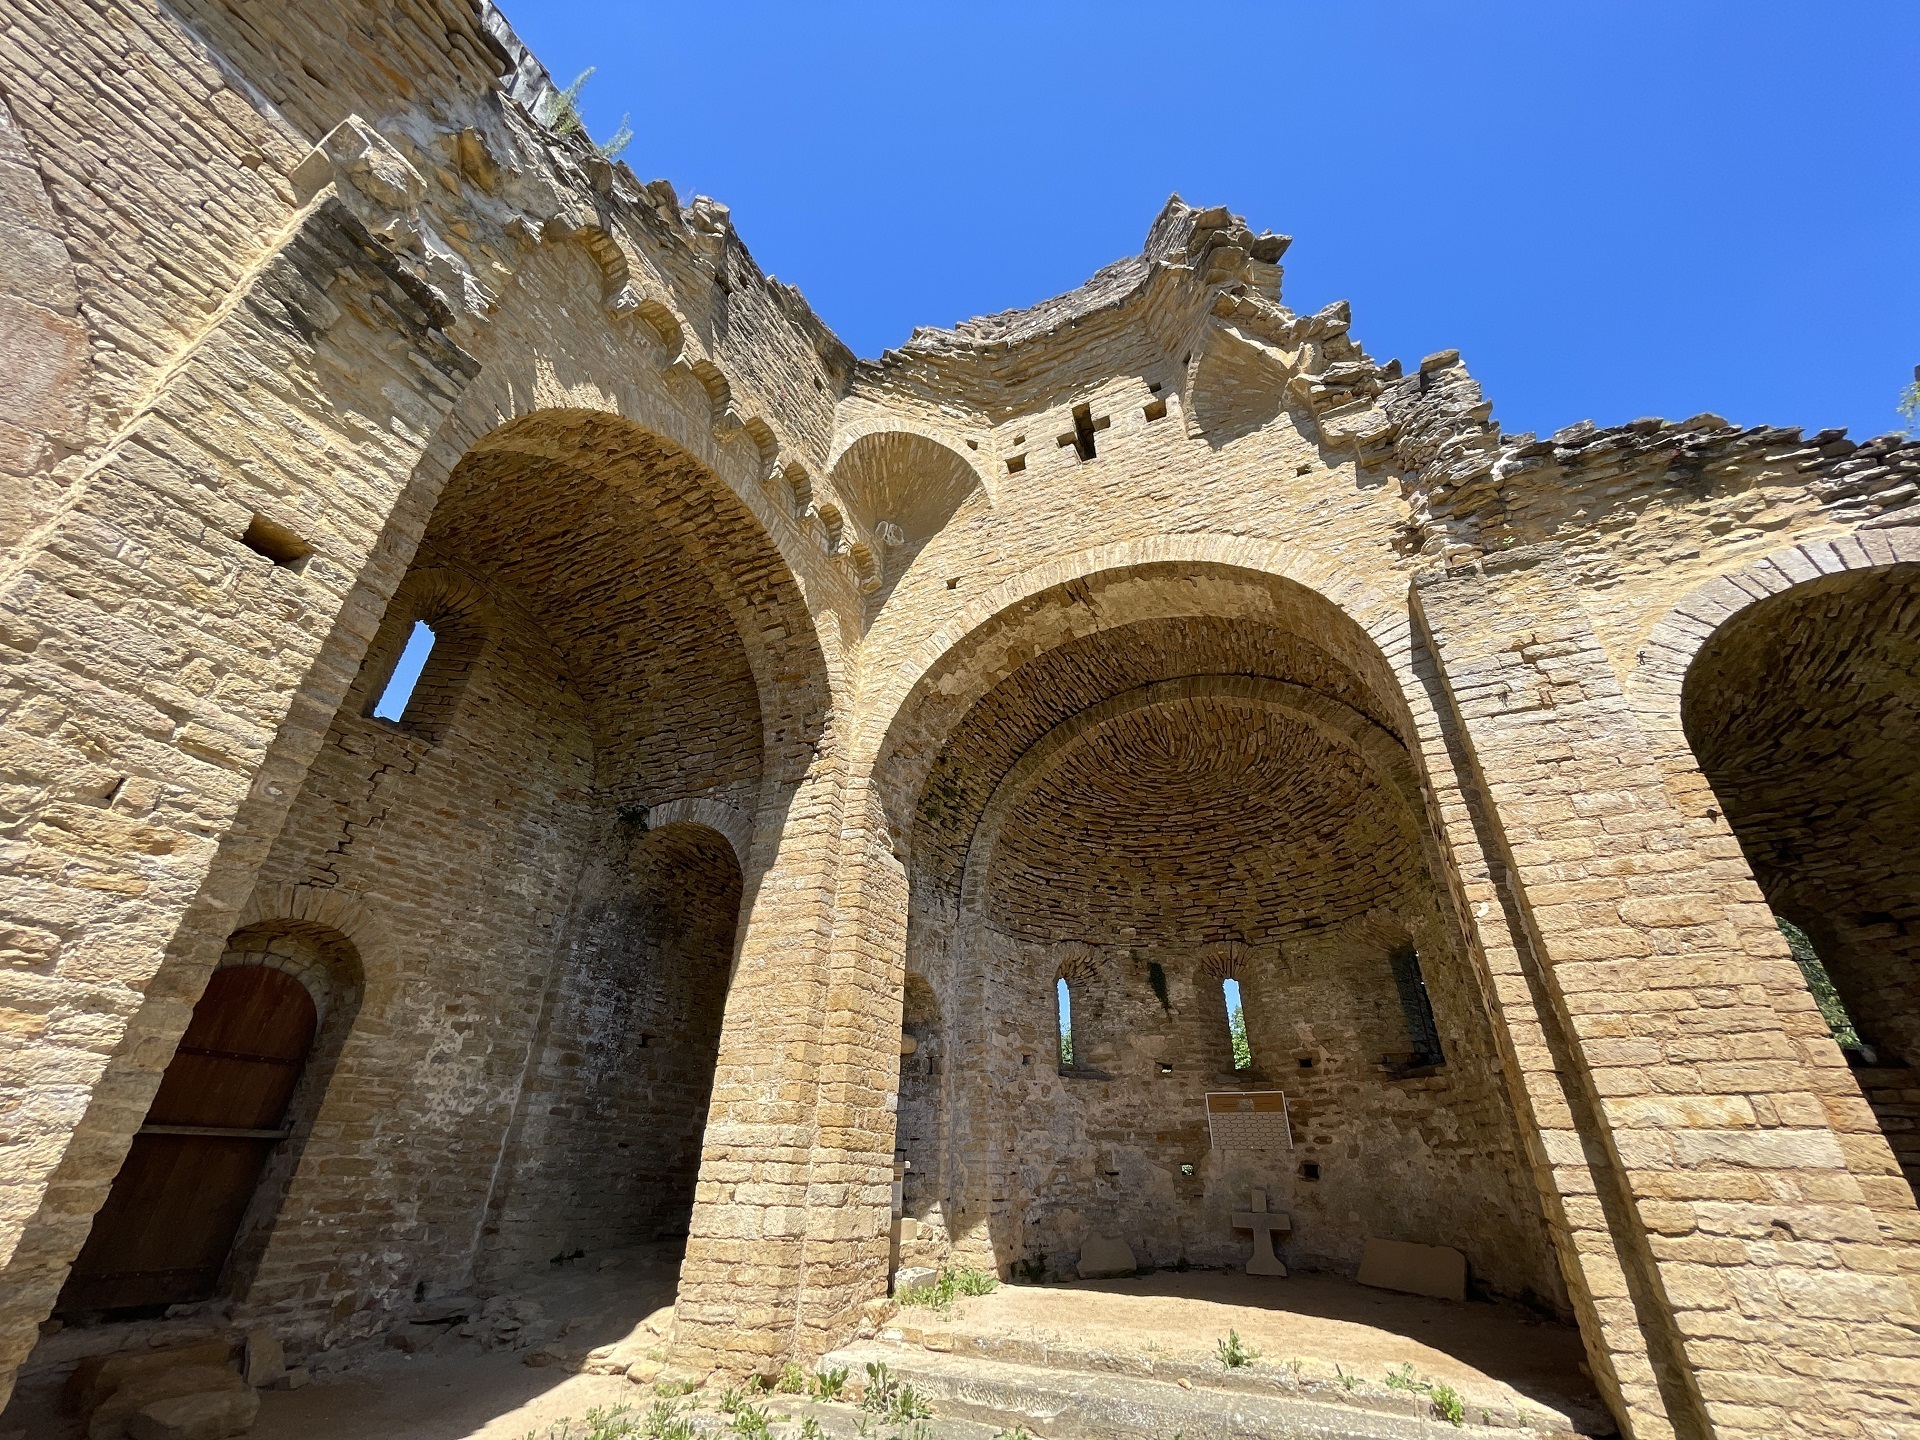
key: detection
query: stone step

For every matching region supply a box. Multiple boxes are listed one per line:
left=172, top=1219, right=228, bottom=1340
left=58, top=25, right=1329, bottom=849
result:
left=820, top=1343, right=1600, bottom=1440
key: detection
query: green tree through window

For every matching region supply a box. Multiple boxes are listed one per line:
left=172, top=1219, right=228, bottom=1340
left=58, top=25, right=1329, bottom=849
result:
left=1056, top=976, right=1073, bottom=1068
left=1223, top=977, right=1252, bottom=1071
left=1777, top=918, right=1865, bottom=1054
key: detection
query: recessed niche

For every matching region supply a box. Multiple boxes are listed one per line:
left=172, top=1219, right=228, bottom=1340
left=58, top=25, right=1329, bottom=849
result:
left=241, top=514, right=312, bottom=571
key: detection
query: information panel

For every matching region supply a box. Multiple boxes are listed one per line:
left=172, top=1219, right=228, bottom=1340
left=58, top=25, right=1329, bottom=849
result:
left=1205, top=1090, right=1293, bottom=1150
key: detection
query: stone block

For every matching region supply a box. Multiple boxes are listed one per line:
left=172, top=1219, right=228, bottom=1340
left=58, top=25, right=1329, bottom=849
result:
left=1356, top=1237, right=1466, bottom=1302
left=242, top=1330, right=283, bottom=1388
left=68, top=1343, right=238, bottom=1417
left=125, top=1387, right=259, bottom=1440
left=1076, top=1236, right=1137, bottom=1280
left=88, top=1365, right=249, bottom=1440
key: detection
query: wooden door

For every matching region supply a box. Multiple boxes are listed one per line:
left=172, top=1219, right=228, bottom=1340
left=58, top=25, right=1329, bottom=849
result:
left=58, top=966, right=318, bottom=1313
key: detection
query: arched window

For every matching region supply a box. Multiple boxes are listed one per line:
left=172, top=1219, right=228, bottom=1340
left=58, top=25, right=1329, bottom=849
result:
left=371, top=619, right=437, bottom=721
left=1056, top=976, right=1074, bottom=1068
left=1222, top=976, right=1252, bottom=1071
left=1778, top=918, right=1870, bottom=1059
left=1388, top=944, right=1444, bottom=1069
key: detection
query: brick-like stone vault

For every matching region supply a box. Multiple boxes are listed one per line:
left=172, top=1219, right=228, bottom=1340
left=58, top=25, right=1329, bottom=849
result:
left=0, top=3, right=1916, bottom=1437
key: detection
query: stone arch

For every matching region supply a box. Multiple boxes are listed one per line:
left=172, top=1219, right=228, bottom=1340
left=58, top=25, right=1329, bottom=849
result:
left=1196, top=942, right=1249, bottom=980
left=216, top=919, right=363, bottom=1024
left=643, top=798, right=755, bottom=871
left=827, top=426, right=993, bottom=604
left=955, top=675, right=1427, bottom=922
left=1641, top=530, right=1920, bottom=1199
left=0, top=200, right=858, bottom=1390
left=853, top=536, right=1416, bottom=796
left=836, top=551, right=1556, bottom=1302
left=1627, top=526, right=1920, bottom=758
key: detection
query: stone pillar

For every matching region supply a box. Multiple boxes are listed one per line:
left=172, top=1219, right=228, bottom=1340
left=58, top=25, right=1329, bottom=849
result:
left=1414, top=552, right=1920, bottom=1440
left=670, top=759, right=864, bottom=1376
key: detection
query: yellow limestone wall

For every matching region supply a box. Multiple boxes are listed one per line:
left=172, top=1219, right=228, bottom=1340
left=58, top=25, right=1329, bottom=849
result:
left=0, top=4, right=1916, bottom=1437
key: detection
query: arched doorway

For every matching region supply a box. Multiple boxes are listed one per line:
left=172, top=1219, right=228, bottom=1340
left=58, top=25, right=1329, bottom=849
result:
left=1682, top=560, right=1920, bottom=1198
left=485, top=820, right=745, bottom=1264
left=58, top=968, right=317, bottom=1315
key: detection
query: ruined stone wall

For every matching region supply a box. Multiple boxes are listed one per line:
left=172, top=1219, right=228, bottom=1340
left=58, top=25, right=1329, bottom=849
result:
left=4, top=1, right=1919, bottom=1433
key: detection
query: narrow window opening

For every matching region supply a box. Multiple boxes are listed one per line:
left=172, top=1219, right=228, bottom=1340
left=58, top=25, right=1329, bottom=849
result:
left=1388, top=944, right=1444, bottom=1069
left=1223, top=977, right=1252, bottom=1072
left=1143, top=398, right=1168, bottom=422
left=1778, top=918, right=1871, bottom=1060
left=241, top=514, right=312, bottom=570
left=372, top=620, right=437, bottom=722
left=1056, top=976, right=1074, bottom=1069
left=1057, top=402, right=1110, bottom=462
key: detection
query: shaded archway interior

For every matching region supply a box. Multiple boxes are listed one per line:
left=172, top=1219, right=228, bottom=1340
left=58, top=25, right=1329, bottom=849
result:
left=154, top=411, right=812, bottom=1355
left=1682, top=561, right=1920, bottom=1196
left=892, top=579, right=1566, bottom=1313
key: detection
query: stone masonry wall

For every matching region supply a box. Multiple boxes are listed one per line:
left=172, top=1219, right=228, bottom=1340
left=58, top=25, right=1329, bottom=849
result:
left=3, top=1, right=1918, bottom=1434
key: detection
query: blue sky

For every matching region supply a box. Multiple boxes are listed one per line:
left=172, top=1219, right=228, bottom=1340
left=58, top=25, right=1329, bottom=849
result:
left=500, top=2, right=1918, bottom=441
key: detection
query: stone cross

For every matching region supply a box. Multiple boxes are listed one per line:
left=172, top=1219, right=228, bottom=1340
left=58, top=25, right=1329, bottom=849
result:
left=1232, top=1189, right=1291, bottom=1276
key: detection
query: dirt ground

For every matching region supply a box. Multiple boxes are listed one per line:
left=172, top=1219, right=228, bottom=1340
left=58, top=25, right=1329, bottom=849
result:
left=5, top=1260, right=1600, bottom=1440
left=924, top=1269, right=1595, bottom=1415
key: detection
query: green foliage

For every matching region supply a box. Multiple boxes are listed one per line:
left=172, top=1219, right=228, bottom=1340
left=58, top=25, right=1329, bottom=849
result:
left=993, top=1429, right=1036, bottom=1440
left=728, top=1400, right=773, bottom=1440
left=1380, top=1364, right=1465, bottom=1426
left=799, top=1420, right=827, bottom=1440
left=808, top=1365, right=847, bottom=1401
left=546, top=68, right=594, bottom=137
left=520, top=1404, right=673, bottom=1440
left=718, top=1385, right=745, bottom=1414
left=598, top=115, right=634, bottom=161
left=542, top=67, right=635, bottom=160
left=1778, top=919, right=1865, bottom=1051
left=861, top=1362, right=932, bottom=1422
left=1228, top=1000, right=1252, bottom=1071
left=1335, top=1363, right=1359, bottom=1391
left=1216, top=1329, right=1258, bottom=1368
left=776, top=1361, right=807, bottom=1393
left=652, top=1379, right=697, bottom=1399
left=644, top=1400, right=696, bottom=1440
left=898, top=1265, right=999, bottom=1311
left=1899, top=375, right=1920, bottom=434
left=1059, top=1021, right=1073, bottom=1067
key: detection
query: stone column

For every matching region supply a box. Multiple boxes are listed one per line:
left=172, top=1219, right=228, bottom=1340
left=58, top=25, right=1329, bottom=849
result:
left=1414, top=551, right=1920, bottom=1440
left=671, top=758, right=865, bottom=1376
